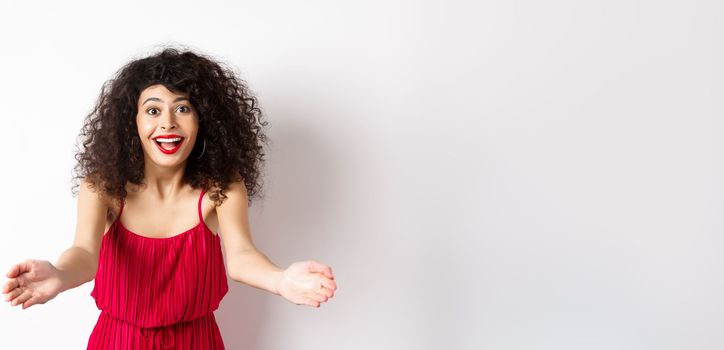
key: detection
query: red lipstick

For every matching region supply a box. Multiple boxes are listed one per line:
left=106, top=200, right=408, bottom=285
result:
left=152, top=134, right=185, bottom=155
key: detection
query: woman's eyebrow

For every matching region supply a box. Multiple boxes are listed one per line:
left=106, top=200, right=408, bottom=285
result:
left=142, top=96, right=189, bottom=105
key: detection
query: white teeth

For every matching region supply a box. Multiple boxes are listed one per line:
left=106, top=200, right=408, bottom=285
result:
left=155, top=137, right=182, bottom=143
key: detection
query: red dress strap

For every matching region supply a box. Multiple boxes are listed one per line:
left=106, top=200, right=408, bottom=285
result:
left=198, top=186, right=206, bottom=225
left=118, top=197, right=125, bottom=220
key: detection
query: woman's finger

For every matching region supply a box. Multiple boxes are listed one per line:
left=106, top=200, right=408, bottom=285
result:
left=2, top=278, right=18, bottom=294
left=301, top=297, right=320, bottom=308
left=319, top=286, right=335, bottom=298
left=320, top=277, right=337, bottom=292
left=6, top=260, right=31, bottom=278
left=11, top=288, right=32, bottom=307
left=15, top=274, right=28, bottom=288
left=309, top=291, right=327, bottom=303
left=305, top=261, right=334, bottom=279
left=22, top=295, right=42, bottom=309
left=6, top=265, right=20, bottom=279
left=4, top=287, right=22, bottom=302
left=308, top=278, right=336, bottom=298
left=312, top=278, right=334, bottom=296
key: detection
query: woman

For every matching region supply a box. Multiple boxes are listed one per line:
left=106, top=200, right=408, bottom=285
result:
left=1, top=46, right=337, bottom=349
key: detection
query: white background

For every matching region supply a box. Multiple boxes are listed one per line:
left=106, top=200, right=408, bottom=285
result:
left=1, top=0, right=722, bottom=349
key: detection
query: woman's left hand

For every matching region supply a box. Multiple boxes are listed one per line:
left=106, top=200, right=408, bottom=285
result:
left=276, top=260, right=336, bottom=308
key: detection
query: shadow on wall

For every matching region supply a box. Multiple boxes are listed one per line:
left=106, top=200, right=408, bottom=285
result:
left=214, top=109, right=343, bottom=349
left=216, top=280, right=268, bottom=349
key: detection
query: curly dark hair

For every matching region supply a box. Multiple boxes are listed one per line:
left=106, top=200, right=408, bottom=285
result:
left=71, top=46, right=270, bottom=207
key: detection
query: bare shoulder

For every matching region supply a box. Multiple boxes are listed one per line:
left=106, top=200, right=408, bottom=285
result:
left=73, top=177, right=112, bottom=257
left=79, top=177, right=110, bottom=206
left=214, top=179, right=255, bottom=257
left=214, top=179, right=248, bottom=209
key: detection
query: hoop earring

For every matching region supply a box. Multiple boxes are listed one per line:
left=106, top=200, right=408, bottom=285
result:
left=195, top=138, right=206, bottom=159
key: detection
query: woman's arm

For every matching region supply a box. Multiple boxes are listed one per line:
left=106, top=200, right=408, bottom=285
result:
left=2, top=178, right=107, bottom=308
left=226, top=249, right=283, bottom=295
left=54, top=177, right=108, bottom=291
left=216, top=180, right=337, bottom=307
left=215, top=180, right=280, bottom=291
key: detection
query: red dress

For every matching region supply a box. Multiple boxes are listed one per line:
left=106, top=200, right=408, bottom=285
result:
left=88, top=186, right=229, bottom=349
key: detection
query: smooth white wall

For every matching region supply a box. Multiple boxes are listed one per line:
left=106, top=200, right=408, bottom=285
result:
left=0, top=0, right=722, bottom=349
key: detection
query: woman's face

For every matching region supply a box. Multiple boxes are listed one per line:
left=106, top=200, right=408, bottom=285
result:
left=135, top=84, right=199, bottom=168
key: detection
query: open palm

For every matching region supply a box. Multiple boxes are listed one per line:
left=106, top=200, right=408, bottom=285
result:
left=2, top=259, right=63, bottom=309
left=276, top=260, right=337, bottom=308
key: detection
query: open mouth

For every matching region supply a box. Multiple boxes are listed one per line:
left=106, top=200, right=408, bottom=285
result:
left=153, top=137, right=185, bottom=154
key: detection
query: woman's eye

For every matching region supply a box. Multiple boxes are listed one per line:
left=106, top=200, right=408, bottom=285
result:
left=146, top=106, right=190, bottom=115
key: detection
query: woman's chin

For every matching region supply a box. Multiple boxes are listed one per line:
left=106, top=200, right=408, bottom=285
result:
left=145, top=152, right=190, bottom=168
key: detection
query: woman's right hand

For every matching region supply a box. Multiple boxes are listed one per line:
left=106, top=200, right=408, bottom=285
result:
left=2, top=259, right=64, bottom=309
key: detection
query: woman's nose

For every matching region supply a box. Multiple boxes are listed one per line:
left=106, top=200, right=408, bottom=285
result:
left=159, top=112, right=178, bottom=130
